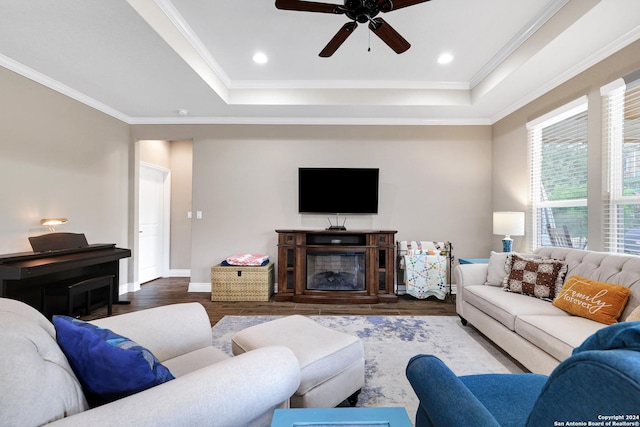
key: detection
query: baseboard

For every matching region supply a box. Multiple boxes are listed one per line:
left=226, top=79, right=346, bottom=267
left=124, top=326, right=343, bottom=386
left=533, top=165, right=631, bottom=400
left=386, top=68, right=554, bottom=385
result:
left=169, top=269, right=190, bottom=277
left=128, top=280, right=456, bottom=296
left=395, top=284, right=457, bottom=295
left=188, top=282, right=211, bottom=292
left=119, top=282, right=140, bottom=295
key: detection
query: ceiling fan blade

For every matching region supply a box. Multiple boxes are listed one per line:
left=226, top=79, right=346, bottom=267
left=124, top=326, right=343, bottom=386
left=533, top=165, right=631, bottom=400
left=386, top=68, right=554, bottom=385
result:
left=378, top=0, right=430, bottom=12
left=275, top=0, right=344, bottom=14
left=368, top=18, right=410, bottom=54
left=319, top=21, right=358, bottom=57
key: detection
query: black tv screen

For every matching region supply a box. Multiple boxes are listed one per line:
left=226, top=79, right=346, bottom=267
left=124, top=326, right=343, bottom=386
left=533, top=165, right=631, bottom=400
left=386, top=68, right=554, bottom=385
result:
left=298, top=168, right=379, bottom=214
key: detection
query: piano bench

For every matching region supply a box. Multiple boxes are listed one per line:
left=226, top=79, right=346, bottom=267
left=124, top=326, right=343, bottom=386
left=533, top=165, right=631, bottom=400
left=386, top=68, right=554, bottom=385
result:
left=42, top=275, right=114, bottom=318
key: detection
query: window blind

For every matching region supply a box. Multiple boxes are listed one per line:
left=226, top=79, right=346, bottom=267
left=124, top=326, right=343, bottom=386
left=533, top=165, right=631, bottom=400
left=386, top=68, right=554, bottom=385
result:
left=602, top=75, right=640, bottom=255
left=527, top=97, right=589, bottom=250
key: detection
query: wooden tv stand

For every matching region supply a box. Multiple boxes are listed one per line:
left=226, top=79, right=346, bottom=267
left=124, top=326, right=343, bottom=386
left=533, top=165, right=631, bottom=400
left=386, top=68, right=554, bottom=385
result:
left=275, top=229, right=397, bottom=304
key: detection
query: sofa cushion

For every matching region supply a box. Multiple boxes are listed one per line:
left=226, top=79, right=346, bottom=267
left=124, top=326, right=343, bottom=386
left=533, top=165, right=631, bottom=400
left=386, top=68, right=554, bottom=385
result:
left=573, top=320, right=640, bottom=354
left=53, top=316, right=175, bottom=406
left=485, top=251, right=541, bottom=286
left=464, top=285, right=568, bottom=331
left=0, top=299, right=88, bottom=426
left=627, top=305, right=640, bottom=321
left=553, top=276, right=631, bottom=325
left=503, top=255, right=567, bottom=300
left=515, top=315, right=606, bottom=362
left=534, top=248, right=640, bottom=320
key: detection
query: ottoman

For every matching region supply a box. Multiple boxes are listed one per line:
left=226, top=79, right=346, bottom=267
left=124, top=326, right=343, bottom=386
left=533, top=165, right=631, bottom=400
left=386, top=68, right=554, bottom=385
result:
left=231, top=315, right=365, bottom=408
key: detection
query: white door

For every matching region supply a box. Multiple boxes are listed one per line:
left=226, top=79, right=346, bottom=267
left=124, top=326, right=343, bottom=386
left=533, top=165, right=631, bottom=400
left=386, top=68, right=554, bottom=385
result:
left=139, top=165, right=167, bottom=284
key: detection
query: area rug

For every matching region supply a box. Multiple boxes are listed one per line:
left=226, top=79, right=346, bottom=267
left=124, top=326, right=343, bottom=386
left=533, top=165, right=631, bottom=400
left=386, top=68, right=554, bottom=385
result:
left=211, top=315, right=524, bottom=421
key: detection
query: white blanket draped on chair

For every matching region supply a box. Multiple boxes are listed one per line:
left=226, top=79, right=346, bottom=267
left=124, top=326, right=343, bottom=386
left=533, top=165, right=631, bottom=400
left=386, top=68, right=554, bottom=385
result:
left=403, top=254, right=447, bottom=300
left=398, top=241, right=450, bottom=300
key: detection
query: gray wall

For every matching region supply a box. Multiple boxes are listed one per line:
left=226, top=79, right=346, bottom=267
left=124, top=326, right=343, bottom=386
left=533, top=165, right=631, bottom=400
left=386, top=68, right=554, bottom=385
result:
left=131, top=124, right=492, bottom=284
left=169, top=140, right=193, bottom=271
left=0, top=67, right=132, bottom=287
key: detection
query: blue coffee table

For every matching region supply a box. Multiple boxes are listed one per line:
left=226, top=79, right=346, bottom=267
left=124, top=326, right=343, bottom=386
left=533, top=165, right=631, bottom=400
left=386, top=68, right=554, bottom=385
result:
left=458, top=258, right=489, bottom=264
left=271, top=407, right=412, bottom=427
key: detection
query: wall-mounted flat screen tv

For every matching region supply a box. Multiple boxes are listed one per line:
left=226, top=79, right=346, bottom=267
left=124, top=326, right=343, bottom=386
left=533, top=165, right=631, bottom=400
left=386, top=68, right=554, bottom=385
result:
left=298, top=168, right=379, bottom=214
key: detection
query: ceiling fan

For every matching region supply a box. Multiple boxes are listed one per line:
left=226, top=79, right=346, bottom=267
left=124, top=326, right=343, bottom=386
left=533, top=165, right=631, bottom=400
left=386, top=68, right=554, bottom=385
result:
left=275, top=0, right=430, bottom=57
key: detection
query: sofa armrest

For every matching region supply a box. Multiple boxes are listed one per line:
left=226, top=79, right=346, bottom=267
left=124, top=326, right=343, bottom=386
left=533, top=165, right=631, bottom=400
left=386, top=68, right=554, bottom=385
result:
left=454, top=264, right=489, bottom=317
left=48, top=345, right=301, bottom=427
left=89, top=303, right=212, bottom=362
left=454, top=264, right=488, bottom=287
left=406, top=354, right=500, bottom=427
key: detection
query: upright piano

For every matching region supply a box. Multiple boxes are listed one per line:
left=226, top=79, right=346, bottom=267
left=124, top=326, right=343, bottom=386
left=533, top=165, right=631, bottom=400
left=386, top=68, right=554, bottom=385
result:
left=0, top=234, right=131, bottom=314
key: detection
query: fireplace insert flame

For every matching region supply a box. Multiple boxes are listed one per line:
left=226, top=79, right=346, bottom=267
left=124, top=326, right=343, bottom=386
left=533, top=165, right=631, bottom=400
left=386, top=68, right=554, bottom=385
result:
left=306, top=251, right=365, bottom=291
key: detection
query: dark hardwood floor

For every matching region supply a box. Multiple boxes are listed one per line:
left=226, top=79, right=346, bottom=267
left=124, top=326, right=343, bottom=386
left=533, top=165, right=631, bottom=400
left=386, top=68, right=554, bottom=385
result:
left=81, top=277, right=457, bottom=326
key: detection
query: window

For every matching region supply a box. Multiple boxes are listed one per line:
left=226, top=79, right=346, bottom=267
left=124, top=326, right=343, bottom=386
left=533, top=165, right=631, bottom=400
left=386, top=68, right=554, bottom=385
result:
left=527, top=97, right=589, bottom=251
left=602, top=74, right=640, bottom=255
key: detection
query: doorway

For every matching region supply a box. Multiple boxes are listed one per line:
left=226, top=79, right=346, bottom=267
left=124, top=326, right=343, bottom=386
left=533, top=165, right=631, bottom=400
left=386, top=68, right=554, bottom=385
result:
left=138, top=162, right=171, bottom=284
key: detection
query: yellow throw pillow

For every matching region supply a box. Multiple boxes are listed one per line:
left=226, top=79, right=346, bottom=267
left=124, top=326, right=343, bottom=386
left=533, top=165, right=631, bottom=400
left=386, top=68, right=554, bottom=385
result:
left=553, top=275, right=631, bottom=325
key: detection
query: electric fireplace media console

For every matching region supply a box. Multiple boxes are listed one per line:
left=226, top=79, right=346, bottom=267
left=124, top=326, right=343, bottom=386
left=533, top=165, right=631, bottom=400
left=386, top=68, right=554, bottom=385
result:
left=275, top=229, right=397, bottom=304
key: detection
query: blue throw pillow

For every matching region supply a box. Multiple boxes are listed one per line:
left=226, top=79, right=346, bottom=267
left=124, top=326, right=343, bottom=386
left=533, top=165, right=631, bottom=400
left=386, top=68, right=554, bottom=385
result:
left=574, top=321, right=640, bottom=355
left=53, top=316, right=175, bottom=406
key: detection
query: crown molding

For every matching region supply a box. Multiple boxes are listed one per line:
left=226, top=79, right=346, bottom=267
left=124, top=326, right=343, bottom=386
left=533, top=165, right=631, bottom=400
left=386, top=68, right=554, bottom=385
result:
left=0, top=54, right=131, bottom=123
left=6, top=10, right=638, bottom=128
left=154, top=0, right=231, bottom=87
left=490, top=25, right=640, bottom=124
left=128, top=116, right=491, bottom=126
left=126, top=0, right=230, bottom=101
left=0, top=52, right=485, bottom=125
left=470, top=0, right=569, bottom=89
left=229, top=80, right=470, bottom=91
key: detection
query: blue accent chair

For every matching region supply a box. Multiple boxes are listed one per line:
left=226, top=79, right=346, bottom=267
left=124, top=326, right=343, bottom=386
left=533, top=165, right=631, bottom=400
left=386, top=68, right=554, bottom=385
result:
left=406, top=321, right=640, bottom=427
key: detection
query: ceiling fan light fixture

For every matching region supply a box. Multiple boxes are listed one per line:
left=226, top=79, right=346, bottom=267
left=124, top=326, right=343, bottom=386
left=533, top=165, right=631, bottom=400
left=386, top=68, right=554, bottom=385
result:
left=252, top=52, right=269, bottom=64
left=438, top=52, right=454, bottom=64
left=275, top=0, right=430, bottom=57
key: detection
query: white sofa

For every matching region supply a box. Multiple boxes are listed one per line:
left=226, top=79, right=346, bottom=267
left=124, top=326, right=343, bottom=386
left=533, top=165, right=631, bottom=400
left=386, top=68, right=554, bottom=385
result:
left=455, top=247, right=640, bottom=375
left=0, top=298, right=301, bottom=427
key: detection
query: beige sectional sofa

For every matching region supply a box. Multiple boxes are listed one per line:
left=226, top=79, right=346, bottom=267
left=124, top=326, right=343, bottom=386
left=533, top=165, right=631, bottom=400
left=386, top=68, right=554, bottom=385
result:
left=0, top=299, right=301, bottom=427
left=455, top=247, right=640, bottom=375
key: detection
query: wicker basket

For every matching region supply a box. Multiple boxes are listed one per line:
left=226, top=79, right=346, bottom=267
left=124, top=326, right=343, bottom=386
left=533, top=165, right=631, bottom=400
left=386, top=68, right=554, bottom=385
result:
left=211, top=262, right=274, bottom=301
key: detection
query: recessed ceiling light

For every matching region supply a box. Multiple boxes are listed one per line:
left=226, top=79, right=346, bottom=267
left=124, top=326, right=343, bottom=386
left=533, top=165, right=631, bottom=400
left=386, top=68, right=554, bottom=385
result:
left=252, top=52, right=268, bottom=64
left=437, top=53, right=454, bottom=64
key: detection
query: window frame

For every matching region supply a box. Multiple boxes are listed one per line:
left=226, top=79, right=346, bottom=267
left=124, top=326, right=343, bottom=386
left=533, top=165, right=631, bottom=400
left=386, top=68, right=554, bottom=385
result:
left=601, top=76, right=640, bottom=254
left=527, top=96, right=589, bottom=251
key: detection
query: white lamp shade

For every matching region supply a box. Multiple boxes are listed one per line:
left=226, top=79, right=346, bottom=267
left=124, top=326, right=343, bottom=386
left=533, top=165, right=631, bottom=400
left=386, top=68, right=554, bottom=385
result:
left=493, top=212, right=525, bottom=237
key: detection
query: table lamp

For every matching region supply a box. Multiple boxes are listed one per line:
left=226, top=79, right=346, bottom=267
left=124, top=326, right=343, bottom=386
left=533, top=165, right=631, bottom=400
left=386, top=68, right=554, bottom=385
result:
left=493, top=212, right=525, bottom=252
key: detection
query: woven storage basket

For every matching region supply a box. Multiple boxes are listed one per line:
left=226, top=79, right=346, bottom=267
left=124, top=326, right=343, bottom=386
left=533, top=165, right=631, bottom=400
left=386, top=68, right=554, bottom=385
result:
left=211, top=262, right=274, bottom=301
